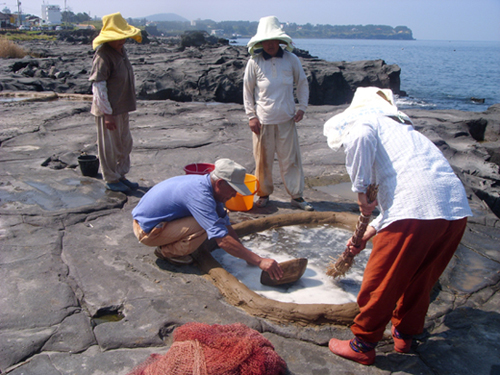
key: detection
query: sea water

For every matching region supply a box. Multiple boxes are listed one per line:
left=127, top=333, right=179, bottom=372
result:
left=212, top=225, right=372, bottom=304
left=233, top=38, right=500, bottom=112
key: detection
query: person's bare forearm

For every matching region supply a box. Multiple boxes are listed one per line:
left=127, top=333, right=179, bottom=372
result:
left=216, top=230, right=261, bottom=265
left=216, top=226, right=283, bottom=280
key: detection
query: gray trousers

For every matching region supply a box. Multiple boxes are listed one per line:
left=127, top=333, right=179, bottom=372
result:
left=95, top=113, right=132, bottom=183
left=252, top=119, right=305, bottom=199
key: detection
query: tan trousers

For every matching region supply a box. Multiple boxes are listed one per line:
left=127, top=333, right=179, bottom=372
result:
left=252, top=120, right=305, bottom=199
left=95, top=113, right=132, bottom=183
left=133, top=218, right=207, bottom=258
left=351, top=217, right=468, bottom=343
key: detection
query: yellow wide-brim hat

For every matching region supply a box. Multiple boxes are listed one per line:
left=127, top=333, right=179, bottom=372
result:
left=247, top=16, right=293, bottom=55
left=92, top=12, right=142, bottom=50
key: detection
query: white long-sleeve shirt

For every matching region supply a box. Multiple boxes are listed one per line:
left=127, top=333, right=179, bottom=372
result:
left=243, top=49, right=309, bottom=125
left=92, top=81, right=113, bottom=116
left=343, top=115, right=472, bottom=232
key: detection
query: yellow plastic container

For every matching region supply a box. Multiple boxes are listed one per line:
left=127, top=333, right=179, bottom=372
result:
left=225, top=174, right=259, bottom=211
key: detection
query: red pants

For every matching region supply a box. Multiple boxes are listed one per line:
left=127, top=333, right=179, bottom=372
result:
left=351, top=217, right=467, bottom=343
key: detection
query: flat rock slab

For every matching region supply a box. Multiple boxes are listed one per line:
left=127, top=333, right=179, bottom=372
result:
left=0, top=97, right=499, bottom=374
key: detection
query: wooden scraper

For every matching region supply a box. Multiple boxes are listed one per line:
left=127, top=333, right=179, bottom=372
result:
left=260, top=258, right=308, bottom=286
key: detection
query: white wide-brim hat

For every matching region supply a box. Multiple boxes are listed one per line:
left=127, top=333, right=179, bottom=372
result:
left=323, top=87, right=412, bottom=151
left=247, top=16, right=294, bottom=55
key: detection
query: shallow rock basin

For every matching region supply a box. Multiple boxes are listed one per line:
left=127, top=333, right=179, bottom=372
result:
left=213, top=224, right=371, bottom=305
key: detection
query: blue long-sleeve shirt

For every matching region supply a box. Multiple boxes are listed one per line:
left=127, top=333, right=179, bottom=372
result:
left=132, top=174, right=230, bottom=239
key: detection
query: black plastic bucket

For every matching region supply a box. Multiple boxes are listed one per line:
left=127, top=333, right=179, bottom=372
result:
left=78, top=154, right=99, bottom=177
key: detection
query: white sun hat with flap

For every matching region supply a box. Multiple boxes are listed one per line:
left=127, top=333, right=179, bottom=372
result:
left=247, top=16, right=294, bottom=55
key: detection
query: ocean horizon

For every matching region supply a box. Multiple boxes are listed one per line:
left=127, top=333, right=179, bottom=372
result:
left=233, top=38, right=500, bottom=112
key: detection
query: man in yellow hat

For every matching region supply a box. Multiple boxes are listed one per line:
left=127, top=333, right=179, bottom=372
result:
left=89, top=12, right=142, bottom=192
left=243, top=16, right=313, bottom=211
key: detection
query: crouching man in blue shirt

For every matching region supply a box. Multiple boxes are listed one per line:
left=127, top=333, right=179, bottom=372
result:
left=132, top=158, right=283, bottom=281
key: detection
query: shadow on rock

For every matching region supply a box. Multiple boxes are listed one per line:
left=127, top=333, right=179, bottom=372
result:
left=154, top=258, right=202, bottom=277
left=418, top=307, right=500, bottom=375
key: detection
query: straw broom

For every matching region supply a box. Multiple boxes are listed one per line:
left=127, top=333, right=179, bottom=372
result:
left=326, top=183, right=379, bottom=278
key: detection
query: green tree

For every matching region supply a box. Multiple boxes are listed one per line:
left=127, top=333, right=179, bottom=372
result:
left=62, top=11, right=91, bottom=24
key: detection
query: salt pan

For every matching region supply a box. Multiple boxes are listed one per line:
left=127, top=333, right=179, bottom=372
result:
left=212, top=224, right=372, bottom=305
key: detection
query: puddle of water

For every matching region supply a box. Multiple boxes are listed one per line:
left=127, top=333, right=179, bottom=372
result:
left=5, top=145, right=40, bottom=152
left=92, top=311, right=125, bottom=326
left=315, top=182, right=358, bottom=201
left=212, top=225, right=371, bottom=305
left=0, top=98, right=27, bottom=102
left=0, top=179, right=104, bottom=211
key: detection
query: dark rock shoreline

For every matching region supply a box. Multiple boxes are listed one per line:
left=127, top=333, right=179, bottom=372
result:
left=0, top=38, right=403, bottom=105
left=0, top=39, right=499, bottom=375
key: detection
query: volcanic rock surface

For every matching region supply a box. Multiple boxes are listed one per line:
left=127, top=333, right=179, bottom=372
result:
left=0, top=38, right=499, bottom=375
left=0, top=38, right=402, bottom=105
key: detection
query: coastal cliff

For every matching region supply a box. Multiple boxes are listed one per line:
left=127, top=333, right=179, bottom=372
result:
left=143, top=19, right=415, bottom=40
left=0, top=37, right=402, bottom=105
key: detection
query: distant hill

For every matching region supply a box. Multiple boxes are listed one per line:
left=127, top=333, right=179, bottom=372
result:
left=132, top=17, right=414, bottom=41
left=145, top=13, right=188, bottom=22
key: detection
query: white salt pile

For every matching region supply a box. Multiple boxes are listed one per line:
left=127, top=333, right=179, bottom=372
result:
left=212, top=224, right=372, bottom=305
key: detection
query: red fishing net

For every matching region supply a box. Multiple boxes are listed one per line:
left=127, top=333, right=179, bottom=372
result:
left=127, top=322, right=287, bottom=375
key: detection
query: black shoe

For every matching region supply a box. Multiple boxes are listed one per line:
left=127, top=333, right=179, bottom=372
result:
left=154, top=248, right=193, bottom=265
left=291, top=197, right=314, bottom=211
left=120, top=178, right=139, bottom=190
left=106, top=181, right=131, bottom=192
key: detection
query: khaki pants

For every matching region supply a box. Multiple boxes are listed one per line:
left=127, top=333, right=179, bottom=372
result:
left=96, top=113, right=132, bottom=183
left=133, top=218, right=207, bottom=258
left=252, top=119, right=305, bottom=199
left=351, top=217, right=468, bottom=343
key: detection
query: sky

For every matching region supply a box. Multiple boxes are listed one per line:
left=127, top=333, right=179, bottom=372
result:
left=7, top=0, right=500, bottom=41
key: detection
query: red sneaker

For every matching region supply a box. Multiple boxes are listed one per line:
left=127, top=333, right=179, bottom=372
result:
left=328, top=338, right=375, bottom=365
left=392, top=325, right=412, bottom=353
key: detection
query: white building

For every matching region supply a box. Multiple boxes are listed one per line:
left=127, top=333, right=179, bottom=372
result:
left=41, top=4, right=61, bottom=24
left=210, top=29, right=224, bottom=36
